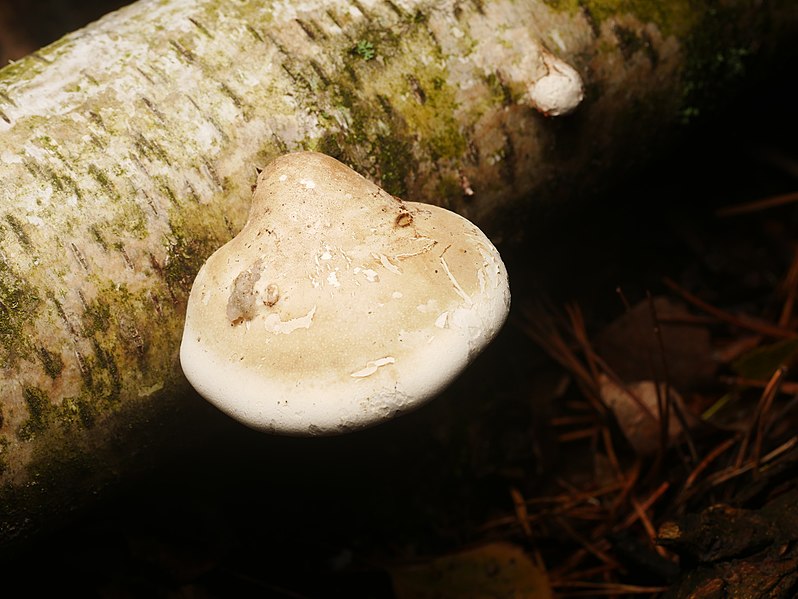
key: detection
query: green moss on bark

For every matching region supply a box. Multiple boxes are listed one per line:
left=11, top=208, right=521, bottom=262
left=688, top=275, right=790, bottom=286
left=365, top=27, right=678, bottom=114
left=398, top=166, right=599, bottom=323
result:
left=0, top=252, right=40, bottom=368
left=59, top=397, right=96, bottom=430
left=17, top=387, right=55, bottom=442
left=81, top=298, right=112, bottom=336
left=543, top=0, right=698, bottom=37
left=163, top=228, right=221, bottom=295
left=36, top=347, right=64, bottom=379
left=306, top=13, right=468, bottom=198
left=0, top=436, right=8, bottom=475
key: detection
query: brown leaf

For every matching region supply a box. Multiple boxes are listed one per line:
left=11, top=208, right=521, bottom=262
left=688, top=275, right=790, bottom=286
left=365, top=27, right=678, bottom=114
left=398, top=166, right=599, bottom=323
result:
left=390, top=542, right=553, bottom=599
left=596, top=297, right=716, bottom=392
left=732, top=338, right=798, bottom=380
left=599, top=374, right=685, bottom=455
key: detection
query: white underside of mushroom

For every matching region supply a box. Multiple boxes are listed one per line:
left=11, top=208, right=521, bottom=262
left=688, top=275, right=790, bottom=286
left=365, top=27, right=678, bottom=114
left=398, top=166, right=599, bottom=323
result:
left=180, top=152, right=510, bottom=435
left=181, top=308, right=491, bottom=434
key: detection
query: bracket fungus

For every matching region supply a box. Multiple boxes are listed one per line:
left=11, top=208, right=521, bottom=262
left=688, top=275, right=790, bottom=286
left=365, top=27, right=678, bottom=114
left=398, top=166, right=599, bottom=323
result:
left=180, top=152, right=510, bottom=435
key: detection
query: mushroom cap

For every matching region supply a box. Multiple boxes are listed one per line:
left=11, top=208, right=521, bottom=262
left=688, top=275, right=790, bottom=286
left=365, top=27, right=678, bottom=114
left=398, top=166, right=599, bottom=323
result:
left=180, top=152, right=510, bottom=435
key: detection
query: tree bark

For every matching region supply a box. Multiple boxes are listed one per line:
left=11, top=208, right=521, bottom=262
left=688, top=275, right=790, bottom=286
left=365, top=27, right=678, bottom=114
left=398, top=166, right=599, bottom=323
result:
left=659, top=490, right=798, bottom=598
left=0, top=0, right=796, bottom=549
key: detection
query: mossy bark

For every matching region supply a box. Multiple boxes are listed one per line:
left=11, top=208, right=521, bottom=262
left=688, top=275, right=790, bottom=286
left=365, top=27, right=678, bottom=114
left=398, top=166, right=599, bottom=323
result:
left=0, top=0, right=797, bottom=549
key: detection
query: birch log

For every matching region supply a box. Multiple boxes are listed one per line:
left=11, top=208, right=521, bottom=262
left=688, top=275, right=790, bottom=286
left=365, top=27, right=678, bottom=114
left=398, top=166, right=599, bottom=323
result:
left=0, top=0, right=796, bottom=548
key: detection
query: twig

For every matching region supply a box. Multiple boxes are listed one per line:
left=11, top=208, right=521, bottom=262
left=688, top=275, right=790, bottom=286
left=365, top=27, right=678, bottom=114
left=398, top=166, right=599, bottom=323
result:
left=633, top=495, right=670, bottom=557
left=478, top=483, right=625, bottom=531
left=566, top=304, right=602, bottom=391
left=647, top=292, right=673, bottom=462
left=609, top=459, right=642, bottom=518
left=648, top=292, right=699, bottom=463
left=517, top=307, right=607, bottom=415
left=510, top=487, right=533, bottom=538
left=778, top=245, right=798, bottom=327
left=558, top=428, right=600, bottom=443
left=708, top=436, right=798, bottom=488
left=715, top=191, right=798, bottom=217
left=616, top=286, right=633, bottom=312
left=601, top=426, right=622, bottom=479
left=718, top=375, right=798, bottom=395
left=556, top=563, right=617, bottom=582
left=753, top=366, right=788, bottom=472
left=552, top=415, right=600, bottom=427
left=554, top=586, right=669, bottom=596
left=735, top=366, right=786, bottom=468
left=615, top=482, right=670, bottom=533
left=683, top=436, right=738, bottom=491
left=554, top=516, right=620, bottom=569
left=552, top=580, right=669, bottom=595
left=663, top=277, right=797, bottom=339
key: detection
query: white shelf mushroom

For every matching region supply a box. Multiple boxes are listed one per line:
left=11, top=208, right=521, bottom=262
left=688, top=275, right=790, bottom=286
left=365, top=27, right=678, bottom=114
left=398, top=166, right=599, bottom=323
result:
left=180, top=152, right=510, bottom=435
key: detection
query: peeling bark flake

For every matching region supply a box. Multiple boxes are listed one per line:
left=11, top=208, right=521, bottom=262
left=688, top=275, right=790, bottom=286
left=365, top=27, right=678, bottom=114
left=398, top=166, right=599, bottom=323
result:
left=69, top=242, right=89, bottom=272
left=5, top=215, right=32, bottom=249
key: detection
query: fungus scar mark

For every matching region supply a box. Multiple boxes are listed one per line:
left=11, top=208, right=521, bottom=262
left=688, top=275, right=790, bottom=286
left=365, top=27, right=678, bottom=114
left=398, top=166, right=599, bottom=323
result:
left=439, top=246, right=471, bottom=305
left=299, top=178, right=316, bottom=189
left=396, top=238, right=437, bottom=260
left=351, top=356, right=396, bottom=378
left=376, top=253, right=401, bottom=274
left=265, top=283, right=280, bottom=306
left=264, top=305, right=316, bottom=334
left=227, top=259, right=264, bottom=324
left=395, top=211, right=413, bottom=227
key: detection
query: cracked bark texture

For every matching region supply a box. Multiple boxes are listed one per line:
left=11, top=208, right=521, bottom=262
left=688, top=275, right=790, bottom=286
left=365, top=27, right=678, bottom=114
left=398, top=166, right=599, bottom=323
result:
left=0, top=0, right=797, bottom=548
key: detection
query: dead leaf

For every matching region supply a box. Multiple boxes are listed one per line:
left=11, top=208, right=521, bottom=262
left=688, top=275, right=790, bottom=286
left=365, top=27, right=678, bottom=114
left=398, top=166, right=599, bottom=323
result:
left=596, top=297, right=716, bottom=391
left=732, top=338, right=798, bottom=380
left=599, top=374, right=685, bottom=455
left=713, top=334, right=763, bottom=365
left=390, top=542, right=552, bottom=599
